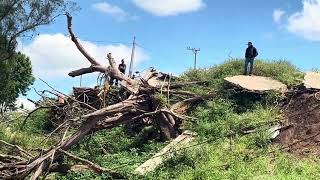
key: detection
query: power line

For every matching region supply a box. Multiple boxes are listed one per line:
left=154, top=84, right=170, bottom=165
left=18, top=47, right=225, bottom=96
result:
left=129, top=36, right=136, bottom=78
left=187, top=47, right=201, bottom=69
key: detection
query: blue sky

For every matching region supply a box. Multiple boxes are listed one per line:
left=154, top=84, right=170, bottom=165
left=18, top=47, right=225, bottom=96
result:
left=17, top=0, right=320, bottom=108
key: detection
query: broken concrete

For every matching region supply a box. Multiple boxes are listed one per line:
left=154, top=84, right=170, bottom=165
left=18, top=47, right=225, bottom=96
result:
left=224, top=75, right=287, bottom=92
left=303, top=72, right=320, bottom=90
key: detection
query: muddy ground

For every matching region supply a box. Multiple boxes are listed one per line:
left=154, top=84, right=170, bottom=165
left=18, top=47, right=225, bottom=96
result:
left=275, top=91, right=320, bottom=155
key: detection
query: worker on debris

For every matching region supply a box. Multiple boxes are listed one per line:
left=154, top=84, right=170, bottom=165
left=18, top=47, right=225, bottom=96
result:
left=110, top=59, right=126, bottom=86
left=118, top=59, right=126, bottom=74
left=244, top=42, right=258, bottom=76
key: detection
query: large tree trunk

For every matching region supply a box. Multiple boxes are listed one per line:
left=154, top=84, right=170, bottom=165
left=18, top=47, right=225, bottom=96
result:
left=0, top=14, right=214, bottom=179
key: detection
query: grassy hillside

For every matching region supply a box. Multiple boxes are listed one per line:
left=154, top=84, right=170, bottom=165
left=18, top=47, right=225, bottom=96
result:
left=2, top=59, right=317, bottom=180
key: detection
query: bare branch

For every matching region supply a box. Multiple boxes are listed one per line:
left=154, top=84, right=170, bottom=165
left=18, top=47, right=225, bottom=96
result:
left=59, top=149, right=123, bottom=177
left=68, top=66, right=107, bottom=77
left=0, top=140, right=34, bottom=159
left=66, top=13, right=100, bottom=65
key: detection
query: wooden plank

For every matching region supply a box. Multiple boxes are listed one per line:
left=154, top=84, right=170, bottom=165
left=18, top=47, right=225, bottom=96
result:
left=134, top=131, right=195, bottom=175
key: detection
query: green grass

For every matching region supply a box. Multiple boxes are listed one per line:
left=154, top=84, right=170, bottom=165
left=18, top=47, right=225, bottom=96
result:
left=0, top=110, right=54, bottom=152
left=144, top=98, right=318, bottom=180
left=180, top=59, right=304, bottom=95
left=0, top=59, right=316, bottom=180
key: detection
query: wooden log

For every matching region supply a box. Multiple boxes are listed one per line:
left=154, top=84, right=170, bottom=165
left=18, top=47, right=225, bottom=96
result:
left=159, top=113, right=177, bottom=140
left=134, top=131, right=195, bottom=175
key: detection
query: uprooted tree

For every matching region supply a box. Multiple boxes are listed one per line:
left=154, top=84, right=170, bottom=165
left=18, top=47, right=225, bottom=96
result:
left=0, top=14, right=213, bottom=179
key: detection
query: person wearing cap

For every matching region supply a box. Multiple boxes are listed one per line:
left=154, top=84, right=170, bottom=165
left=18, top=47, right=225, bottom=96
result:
left=244, top=42, right=258, bottom=75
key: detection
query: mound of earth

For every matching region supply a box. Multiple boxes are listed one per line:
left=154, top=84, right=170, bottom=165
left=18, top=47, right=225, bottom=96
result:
left=274, top=92, right=320, bottom=155
left=303, top=72, right=320, bottom=90
left=224, top=75, right=287, bottom=92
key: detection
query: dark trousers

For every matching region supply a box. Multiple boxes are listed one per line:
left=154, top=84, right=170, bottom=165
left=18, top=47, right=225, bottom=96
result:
left=244, top=58, right=254, bottom=75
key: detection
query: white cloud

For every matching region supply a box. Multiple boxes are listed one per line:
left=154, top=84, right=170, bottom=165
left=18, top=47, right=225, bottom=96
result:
left=15, top=98, right=35, bottom=111
left=132, top=0, right=205, bottom=16
left=92, top=2, right=137, bottom=21
left=19, top=33, right=149, bottom=78
left=273, top=9, right=285, bottom=24
left=286, top=0, right=320, bottom=41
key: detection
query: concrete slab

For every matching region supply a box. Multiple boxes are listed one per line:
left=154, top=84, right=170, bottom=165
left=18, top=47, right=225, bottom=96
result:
left=224, top=75, right=287, bottom=92
left=304, top=72, right=320, bottom=90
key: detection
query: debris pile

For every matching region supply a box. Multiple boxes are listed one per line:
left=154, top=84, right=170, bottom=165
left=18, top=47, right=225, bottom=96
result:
left=0, top=14, right=212, bottom=179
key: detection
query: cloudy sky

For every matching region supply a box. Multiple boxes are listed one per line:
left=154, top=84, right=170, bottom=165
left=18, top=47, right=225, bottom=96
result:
left=18, top=0, right=320, bottom=107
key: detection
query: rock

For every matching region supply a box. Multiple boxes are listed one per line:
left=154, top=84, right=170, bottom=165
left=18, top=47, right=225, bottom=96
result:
left=303, top=72, right=320, bottom=89
left=224, top=75, right=287, bottom=92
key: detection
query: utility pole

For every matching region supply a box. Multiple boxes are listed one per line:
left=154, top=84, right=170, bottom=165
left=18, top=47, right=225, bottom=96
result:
left=187, top=47, right=200, bottom=69
left=129, top=36, right=136, bottom=78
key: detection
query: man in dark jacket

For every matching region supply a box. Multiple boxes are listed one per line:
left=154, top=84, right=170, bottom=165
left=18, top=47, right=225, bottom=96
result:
left=118, top=59, right=126, bottom=74
left=115, top=59, right=126, bottom=86
left=244, top=42, right=258, bottom=75
left=109, top=59, right=126, bottom=86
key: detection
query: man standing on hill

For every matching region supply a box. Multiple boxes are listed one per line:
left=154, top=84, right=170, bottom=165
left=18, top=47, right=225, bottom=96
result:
left=244, top=42, right=258, bottom=75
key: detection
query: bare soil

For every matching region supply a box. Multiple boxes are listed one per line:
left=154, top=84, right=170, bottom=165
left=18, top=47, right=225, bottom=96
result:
left=274, top=92, right=320, bottom=155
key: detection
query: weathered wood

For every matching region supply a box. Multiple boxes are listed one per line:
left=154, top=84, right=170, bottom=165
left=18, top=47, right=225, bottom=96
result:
left=159, top=112, right=177, bottom=140
left=66, top=14, right=139, bottom=94
left=66, top=13, right=100, bottom=66
left=134, top=131, right=195, bottom=175
left=0, top=140, right=34, bottom=159
left=3, top=96, right=147, bottom=179
left=0, top=14, right=215, bottom=179
left=0, top=154, right=26, bottom=163
left=171, top=96, right=204, bottom=114
left=59, top=149, right=123, bottom=177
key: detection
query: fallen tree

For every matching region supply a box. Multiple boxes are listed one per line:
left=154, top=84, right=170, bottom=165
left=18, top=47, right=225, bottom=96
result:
left=0, top=14, right=214, bottom=179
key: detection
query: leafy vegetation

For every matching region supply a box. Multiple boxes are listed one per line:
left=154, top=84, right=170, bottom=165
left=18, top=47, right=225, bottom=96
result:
left=0, top=0, right=78, bottom=112
left=0, top=52, right=35, bottom=113
left=1, top=59, right=317, bottom=179
left=0, top=0, right=78, bottom=60
left=0, top=110, right=54, bottom=152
